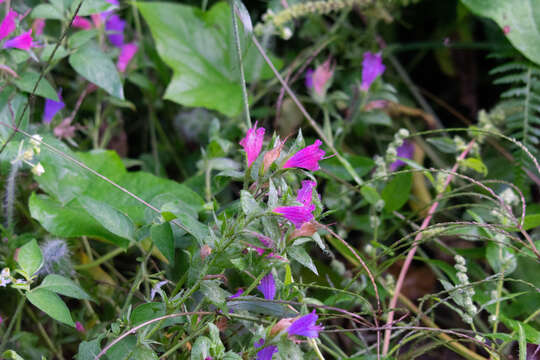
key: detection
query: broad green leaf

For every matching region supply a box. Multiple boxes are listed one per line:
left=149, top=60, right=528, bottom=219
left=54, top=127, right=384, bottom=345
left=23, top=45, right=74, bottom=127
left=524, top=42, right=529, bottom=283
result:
left=288, top=246, right=318, bottom=275
left=14, top=72, right=59, bottom=101
left=191, top=337, right=211, bottom=360
left=137, top=2, right=279, bottom=116
left=29, top=193, right=130, bottom=248
left=0, top=88, right=28, bottom=143
left=381, top=172, right=412, bottom=211
left=130, top=302, right=166, bottom=326
left=460, top=157, right=488, bottom=176
left=71, top=0, right=117, bottom=16
left=461, top=0, right=540, bottom=65
left=1, top=350, right=25, bottom=360
left=37, top=274, right=91, bottom=300
left=40, top=44, right=69, bottom=63
left=426, top=137, right=458, bottom=153
left=17, top=239, right=43, bottom=276
left=75, top=339, right=102, bottom=360
left=486, top=243, right=517, bottom=275
left=26, top=288, right=75, bottom=327
left=68, top=29, right=99, bottom=49
left=240, top=190, right=261, bottom=216
left=151, top=223, right=174, bottom=264
left=31, top=4, right=64, bottom=19
left=69, top=42, right=124, bottom=99
left=523, top=214, right=540, bottom=230
left=79, top=196, right=135, bottom=243
left=360, top=185, right=381, bottom=205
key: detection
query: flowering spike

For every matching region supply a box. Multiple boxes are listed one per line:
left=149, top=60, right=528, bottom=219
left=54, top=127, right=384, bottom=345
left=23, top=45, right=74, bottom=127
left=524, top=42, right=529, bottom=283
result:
left=72, top=16, right=92, bottom=30
left=106, top=14, right=125, bottom=47
left=43, top=90, right=65, bottom=124
left=273, top=204, right=315, bottom=228
left=3, top=29, right=37, bottom=50
left=296, top=180, right=316, bottom=206
left=117, top=42, right=138, bottom=73
left=0, top=10, right=18, bottom=41
left=389, top=140, right=414, bottom=172
left=287, top=310, right=322, bottom=338
left=239, top=122, right=265, bottom=167
left=257, top=273, right=276, bottom=300
left=360, top=52, right=385, bottom=92
left=283, top=140, right=325, bottom=171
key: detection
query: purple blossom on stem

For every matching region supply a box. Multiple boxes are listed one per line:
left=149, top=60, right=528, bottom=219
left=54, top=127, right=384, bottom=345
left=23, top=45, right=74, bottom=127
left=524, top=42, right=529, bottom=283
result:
left=283, top=140, right=325, bottom=171
left=296, top=180, right=316, bottom=206
left=273, top=204, right=315, bottom=228
left=239, top=122, right=265, bottom=167
left=0, top=10, right=17, bottom=41
left=287, top=310, right=322, bottom=338
left=228, top=288, right=244, bottom=299
left=105, top=14, right=125, bottom=47
left=43, top=90, right=65, bottom=124
left=257, top=273, right=276, bottom=300
left=255, top=339, right=278, bottom=360
left=305, top=68, right=314, bottom=89
left=389, top=140, right=414, bottom=172
left=72, top=16, right=92, bottom=30
left=360, top=52, right=385, bottom=92
left=312, top=58, right=335, bottom=96
left=117, top=42, right=138, bottom=72
left=3, top=29, right=37, bottom=50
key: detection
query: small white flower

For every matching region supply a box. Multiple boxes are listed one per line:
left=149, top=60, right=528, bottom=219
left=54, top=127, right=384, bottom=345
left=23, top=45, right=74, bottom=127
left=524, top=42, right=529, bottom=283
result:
left=30, top=134, right=43, bottom=147
left=31, top=163, right=45, bottom=176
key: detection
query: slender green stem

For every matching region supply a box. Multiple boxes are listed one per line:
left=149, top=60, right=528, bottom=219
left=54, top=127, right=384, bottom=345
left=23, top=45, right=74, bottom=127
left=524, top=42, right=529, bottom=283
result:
left=159, top=323, right=209, bottom=359
left=121, top=248, right=152, bottom=314
left=26, top=307, right=65, bottom=360
left=230, top=0, right=252, bottom=128
left=309, top=338, right=326, bottom=360
left=0, top=295, right=26, bottom=353
left=74, top=247, right=125, bottom=270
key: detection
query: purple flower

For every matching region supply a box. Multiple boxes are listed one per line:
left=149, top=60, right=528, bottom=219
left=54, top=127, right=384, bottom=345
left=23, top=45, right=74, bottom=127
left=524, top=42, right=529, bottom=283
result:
left=117, top=42, right=138, bottom=72
left=305, top=68, right=314, bottom=89
left=3, top=29, right=37, bottom=50
left=72, top=16, right=92, bottom=30
left=0, top=10, right=17, bottom=41
left=43, top=90, right=65, bottom=124
left=257, top=273, right=276, bottom=300
left=106, top=14, right=125, bottom=47
left=150, top=280, right=168, bottom=300
left=389, top=140, right=414, bottom=172
left=273, top=204, right=315, bottom=228
left=255, top=339, right=278, bottom=360
left=75, top=321, right=85, bottom=333
left=283, top=140, right=325, bottom=171
left=360, top=52, right=385, bottom=92
left=287, top=310, right=322, bottom=338
left=239, top=122, right=265, bottom=167
left=296, top=180, right=316, bottom=206
left=228, top=288, right=244, bottom=299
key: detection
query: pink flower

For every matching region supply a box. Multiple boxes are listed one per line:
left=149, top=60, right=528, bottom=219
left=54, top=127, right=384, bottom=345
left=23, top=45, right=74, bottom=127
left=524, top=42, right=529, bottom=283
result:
left=75, top=321, right=85, bottom=333
left=32, top=18, right=45, bottom=36
left=239, top=122, right=265, bottom=167
left=72, top=16, right=93, bottom=30
left=0, top=10, right=18, bottom=41
left=296, top=180, right=316, bottom=206
left=360, top=52, right=385, bottom=92
left=312, top=58, right=335, bottom=96
left=283, top=140, right=325, bottom=171
left=273, top=204, right=315, bottom=228
left=3, top=30, right=37, bottom=50
left=117, top=42, right=138, bottom=72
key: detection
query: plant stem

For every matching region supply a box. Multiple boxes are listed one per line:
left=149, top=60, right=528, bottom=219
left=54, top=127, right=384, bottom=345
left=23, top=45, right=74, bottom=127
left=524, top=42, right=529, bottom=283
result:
left=160, top=323, right=209, bottom=359
left=0, top=295, right=25, bottom=353
left=25, top=307, right=65, bottom=360
left=74, top=247, right=125, bottom=270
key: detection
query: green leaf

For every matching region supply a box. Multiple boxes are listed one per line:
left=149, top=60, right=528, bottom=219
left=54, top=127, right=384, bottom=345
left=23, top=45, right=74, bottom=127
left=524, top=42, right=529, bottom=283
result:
left=319, top=155, right=374, bottom=181
left=288, top=246, right=318, bottom=275
left=426, top=137, right=458, bottom=153
left=69, top=42, right=124, bottom=99
left=31, top=4, right=64, bottom=19
left=460, top=157, right=488, bottom=176
left=68, top=29, right=99, bottom=49
left=37, top=274, right=91, bottom=300
left=78, top=196, right=135, bottom=243
left=0, top=88, right=28, bottom=143
left=1, top=350, right=25, bottom=360
left=523, top=214, right=540, bottom=230
left=40, top=44, right=69, bottom=63
left=228, top=298, right=295, bottom=317
left=14, top=72, right=59, bottom=101
left=75, top=338, right=102, bottom=360
left=130, top=302, right=166, bottom=326
left=460, top=0, right=540, bottom=65
left=191, top=337, right=212, bottom=360
left=17, top=239, right=43, bottom=276
left=518, top=323, right=526, bottom=360
left=71, top=0, right=117, bottom=16
left=26, top=288, right=75, bottom=327
left=360, top=185, right=381, bottom=205
left=381, top=172, right=412, bottom=211
left=240, top=190, right=261, bottom=216
left=137, top=2, right=279, bottom=116
left=151, top=223, right=175, bottom=264
left=486, top=243, right=517, bottom=275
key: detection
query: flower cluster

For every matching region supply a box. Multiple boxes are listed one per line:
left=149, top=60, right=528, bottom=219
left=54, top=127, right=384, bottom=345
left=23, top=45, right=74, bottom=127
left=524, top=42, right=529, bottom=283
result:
left=0, top=9, right=38, bottom=50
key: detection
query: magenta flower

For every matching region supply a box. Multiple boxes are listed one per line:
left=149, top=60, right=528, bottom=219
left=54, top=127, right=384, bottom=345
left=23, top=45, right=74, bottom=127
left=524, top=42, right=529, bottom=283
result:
left=389, top=140, right=414, bottom=172
left=0, top=10, right=17, bottom=41
left=105, top=14, right=125, bottom=47
left=239, top=122, right=265, bottom=167
left=257, top=273, right=276, bottom=300
left=228, top=288, right=244, bottom=299
left=287, top=310, right=322, bottom=338
left=117, top=42, right=138, bottom=72
left=72, top=16, right=92, bottom=30
left=305, top=68, right=314, bottom=89
left=296, top=180, right=316, bottom=206
left=3, top=30, right=37, bottom=50
left=43, top=90, right=65, bottom=124
left=75, top=321, right=85, bottom=333
left=255, top=339, right=278, bottom=360
left=32, top=18, right=45, bottom=36
left=273, top=204, right=315, bottom=228
left=312, top=58, right=335, bottom=96
left=283, top=140, right=325, bottom=171
left=360, top=52, right=385, bottom=92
